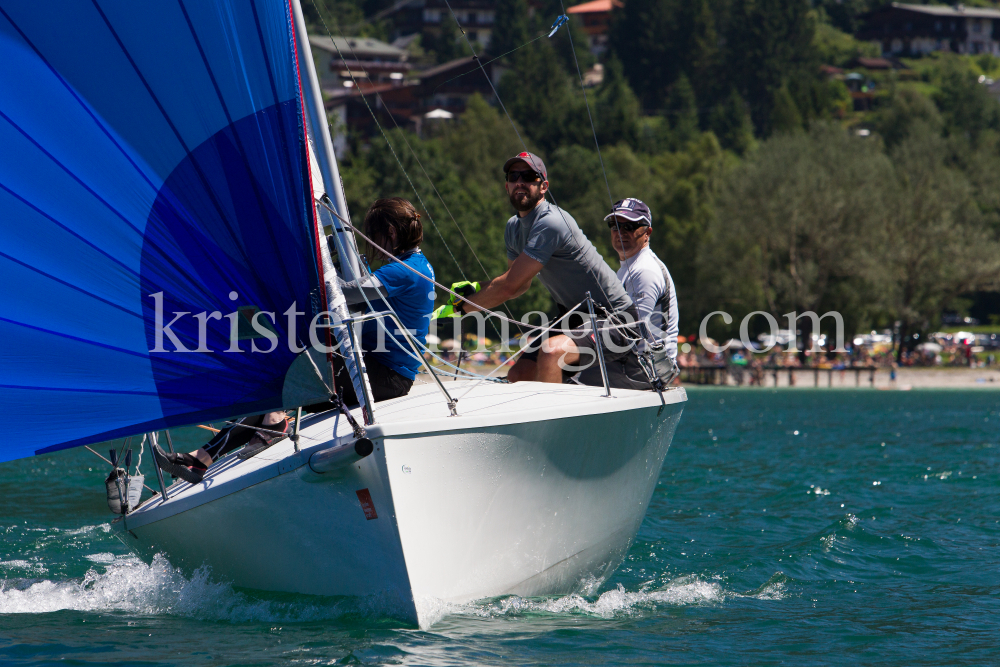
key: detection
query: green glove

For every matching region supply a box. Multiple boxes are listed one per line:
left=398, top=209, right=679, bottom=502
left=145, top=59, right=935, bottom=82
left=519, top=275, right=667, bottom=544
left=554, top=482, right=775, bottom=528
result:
left=448, top=281, right=480, bottom=306
left=431, top=303, right=460, bottom=319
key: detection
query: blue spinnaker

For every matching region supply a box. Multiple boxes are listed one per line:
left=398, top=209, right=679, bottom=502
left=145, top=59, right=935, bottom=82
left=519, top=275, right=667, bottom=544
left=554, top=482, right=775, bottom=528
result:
left=0, top=1, right=330, bottom=462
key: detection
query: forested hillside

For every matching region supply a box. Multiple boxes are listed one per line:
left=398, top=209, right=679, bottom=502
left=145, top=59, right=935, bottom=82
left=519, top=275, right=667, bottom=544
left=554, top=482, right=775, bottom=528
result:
left=308, top=0, right=1000, bottom=348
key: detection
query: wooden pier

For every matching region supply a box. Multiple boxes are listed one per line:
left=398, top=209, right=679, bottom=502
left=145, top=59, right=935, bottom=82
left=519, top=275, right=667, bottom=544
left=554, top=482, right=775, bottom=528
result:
left=679, top=365, right=879, bottom=387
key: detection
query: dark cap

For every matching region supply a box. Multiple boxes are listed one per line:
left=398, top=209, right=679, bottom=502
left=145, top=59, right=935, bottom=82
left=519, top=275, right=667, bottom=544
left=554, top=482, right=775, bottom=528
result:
left=503, top=151, right=547, bottom=180
left=604, top=198, right=652, bottom=227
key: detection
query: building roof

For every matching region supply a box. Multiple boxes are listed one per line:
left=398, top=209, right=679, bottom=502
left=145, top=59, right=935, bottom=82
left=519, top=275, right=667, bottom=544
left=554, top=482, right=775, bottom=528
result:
left=417, top=56, right=479, bottom=80
left=309, top=35, right=406, bottom=61
left=887, top=2, right=1000, bottom=19
left=566, top=0, right=622, bottom=14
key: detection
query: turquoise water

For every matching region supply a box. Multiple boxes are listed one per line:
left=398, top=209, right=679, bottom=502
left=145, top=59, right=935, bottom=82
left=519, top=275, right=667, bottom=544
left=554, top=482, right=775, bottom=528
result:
left=2, top=389, right=998, bottom=665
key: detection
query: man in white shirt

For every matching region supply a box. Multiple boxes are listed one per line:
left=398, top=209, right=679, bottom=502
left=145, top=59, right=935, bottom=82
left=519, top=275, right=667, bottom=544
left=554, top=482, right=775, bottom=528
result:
left=575, top=198, right=679, bottom=391
left=606, top=198, right=678, bottom=358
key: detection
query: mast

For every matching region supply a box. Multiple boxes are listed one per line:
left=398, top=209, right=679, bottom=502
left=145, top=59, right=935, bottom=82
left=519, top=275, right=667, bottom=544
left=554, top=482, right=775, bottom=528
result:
left=290, top=0, right=362, bottom=281
left=291, top=0, right=375, bottom=422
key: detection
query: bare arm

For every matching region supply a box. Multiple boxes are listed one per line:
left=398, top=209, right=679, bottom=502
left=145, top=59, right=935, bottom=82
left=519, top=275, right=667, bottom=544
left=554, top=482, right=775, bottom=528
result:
left=463, top=254, right=543, bottom=312
left=338, top=275, right=386, bottom=306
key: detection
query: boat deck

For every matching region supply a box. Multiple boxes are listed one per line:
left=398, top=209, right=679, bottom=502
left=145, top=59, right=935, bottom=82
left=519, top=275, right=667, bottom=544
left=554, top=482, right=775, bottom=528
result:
left=126, top=381, right=685, bottom=527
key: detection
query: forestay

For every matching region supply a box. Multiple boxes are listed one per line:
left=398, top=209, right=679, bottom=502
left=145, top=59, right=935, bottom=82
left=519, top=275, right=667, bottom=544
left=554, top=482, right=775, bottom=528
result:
left=0, top=1, right=337, bottom=462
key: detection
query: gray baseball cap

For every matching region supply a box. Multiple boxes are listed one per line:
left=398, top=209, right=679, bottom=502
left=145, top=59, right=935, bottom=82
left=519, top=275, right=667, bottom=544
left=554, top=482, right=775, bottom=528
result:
left=503, top=151, right=547, bottom=180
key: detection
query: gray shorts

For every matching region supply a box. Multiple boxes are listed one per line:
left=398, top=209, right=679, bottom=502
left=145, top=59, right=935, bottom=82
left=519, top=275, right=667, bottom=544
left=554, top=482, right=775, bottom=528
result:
left=519, top=307, right=639, bottom=378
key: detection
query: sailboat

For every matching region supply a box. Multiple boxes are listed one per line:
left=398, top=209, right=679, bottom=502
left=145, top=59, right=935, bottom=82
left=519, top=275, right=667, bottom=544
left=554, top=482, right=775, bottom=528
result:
left=0, top=0, right=686, bottom=627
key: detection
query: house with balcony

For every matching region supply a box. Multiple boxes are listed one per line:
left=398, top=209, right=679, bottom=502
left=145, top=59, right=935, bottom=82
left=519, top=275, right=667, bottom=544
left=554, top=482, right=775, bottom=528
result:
left=857, top=3, right=1000, bottom=56
left=309, top=35, right=411, bottom=91
left=388, top=0, right=496, bottom=52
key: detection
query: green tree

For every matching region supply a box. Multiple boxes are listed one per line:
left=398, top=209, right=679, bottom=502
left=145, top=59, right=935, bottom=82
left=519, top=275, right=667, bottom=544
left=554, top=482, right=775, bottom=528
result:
left=710, top=88, right=755, bottom=155
left=489, top=0, right=530, bottom=58
left=303, top=0, right=364, bottom=34
left=433, top=15, right=462, bottom=63
left=594, top=56, right=641, bottom=147
left=702, top=124, right=890, bottom=346
left=881, top=134, right=1000, bottom=359
left=813, top=0, right=880, bottom=34
left=870, top=88, right=943, bottom=149
left=724, top=0, right=818, bottom=135
left=664, top=74, right=699, bottom=150
left=609, top=0, right=718, bottom=111
left=499, top=39, right=588, bottom=153
left=770, top=84, right=803, bottom=134
left=934, top=63, right=1000, bottom=141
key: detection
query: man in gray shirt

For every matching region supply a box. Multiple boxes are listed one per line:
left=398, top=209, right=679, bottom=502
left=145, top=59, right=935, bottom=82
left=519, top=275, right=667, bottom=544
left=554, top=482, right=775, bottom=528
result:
left=452, top=152, right=638, bottom=384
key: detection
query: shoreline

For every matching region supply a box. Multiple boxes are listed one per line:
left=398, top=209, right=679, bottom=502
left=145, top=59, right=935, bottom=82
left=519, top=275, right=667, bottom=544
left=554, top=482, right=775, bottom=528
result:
left=684, top=366, right=1000, bottom=389
left=421, top=364, right=1000, bottom=390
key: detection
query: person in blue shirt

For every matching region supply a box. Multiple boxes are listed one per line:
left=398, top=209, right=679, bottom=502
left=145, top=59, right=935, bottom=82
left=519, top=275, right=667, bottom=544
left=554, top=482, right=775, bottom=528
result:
left=335, top=197, right=435, bottom=404
left=154, top=198, right=434, bottom=483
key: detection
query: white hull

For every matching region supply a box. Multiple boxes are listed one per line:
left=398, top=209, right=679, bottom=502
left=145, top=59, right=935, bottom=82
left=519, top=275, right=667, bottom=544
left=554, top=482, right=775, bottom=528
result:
left=122, top=381, right=685, bottom=627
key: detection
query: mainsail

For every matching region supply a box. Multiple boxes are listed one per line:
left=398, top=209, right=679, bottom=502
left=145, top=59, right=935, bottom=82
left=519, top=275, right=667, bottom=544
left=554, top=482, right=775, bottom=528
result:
left=0, top=1, right=344, bottom=461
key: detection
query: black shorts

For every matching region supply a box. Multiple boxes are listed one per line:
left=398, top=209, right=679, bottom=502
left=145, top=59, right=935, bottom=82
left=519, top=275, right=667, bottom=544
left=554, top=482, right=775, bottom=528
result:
left=307, top=353, right=413, bottom=412
left=577, top=349, right=655, bottom=390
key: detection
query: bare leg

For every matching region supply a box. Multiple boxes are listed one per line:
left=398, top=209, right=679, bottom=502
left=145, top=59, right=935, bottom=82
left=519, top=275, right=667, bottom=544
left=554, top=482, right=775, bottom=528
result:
left=506, top=358, right=537, bottom=383
left=192, top=448, right=212, bottom=468
left=535, top=335, right=581, bottom=384
left=262, top=411, right=285, bottom=426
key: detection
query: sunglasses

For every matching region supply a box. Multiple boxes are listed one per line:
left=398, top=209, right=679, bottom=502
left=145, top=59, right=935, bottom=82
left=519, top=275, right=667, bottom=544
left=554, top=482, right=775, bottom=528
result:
left=607, top=220, right=643, bottom=232
left=506, top=169, right=543, bottom=184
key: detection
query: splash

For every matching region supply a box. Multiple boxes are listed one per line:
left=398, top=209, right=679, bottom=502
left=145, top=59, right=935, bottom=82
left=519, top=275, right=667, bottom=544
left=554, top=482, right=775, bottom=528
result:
left=0, top=554, right=396, bottom=623
left=0, top=560, right=48, bottom=576
left=418, top=575, right=784, bottom=626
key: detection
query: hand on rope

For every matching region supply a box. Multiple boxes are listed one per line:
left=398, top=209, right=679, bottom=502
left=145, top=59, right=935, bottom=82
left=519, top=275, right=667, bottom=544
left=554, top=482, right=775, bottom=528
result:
left=432, top=280, right=480, bottom=318
left=431, top=303, right=460, bottom=319
left=318, top=198, right=632, bottom=341
left=448, top=280, right=480, bottom=305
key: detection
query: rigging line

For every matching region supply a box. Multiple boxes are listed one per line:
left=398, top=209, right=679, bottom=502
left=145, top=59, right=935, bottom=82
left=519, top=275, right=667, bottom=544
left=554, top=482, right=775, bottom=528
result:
left=441, top=0, right=619, bottom=313
left=441, top=0, right=529, bottom=152
left=430, top=33, right=547, bottom=95
left=455, top=299, right=586, bottom=401
left=557, top=0, right=613, bottom=208
left=337, top=0, right=416, bottom=32
left=134, top=434, right=144, bottom=473
left=320, top=199, right=626, bottom=343
left=454, top=298, right=587, bottom=401
left=556, top=0, right=647, bottom=344
left=321, top=199, right=541, bottom=333
left=320, top=206, right=492, bottom=382
left=351, top=309, right=502, bottom=382
left=83, top=446, right=158, bottom=494
left=311, top=6, right=520, bottom=339
left=310, top=8, right=467, bottom=284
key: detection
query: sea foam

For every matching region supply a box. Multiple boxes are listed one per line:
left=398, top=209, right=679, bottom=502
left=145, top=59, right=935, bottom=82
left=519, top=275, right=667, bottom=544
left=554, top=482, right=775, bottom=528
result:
left=416, top=575, right=783, bottom=627
left=0, top=554, right=369, bottom=622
